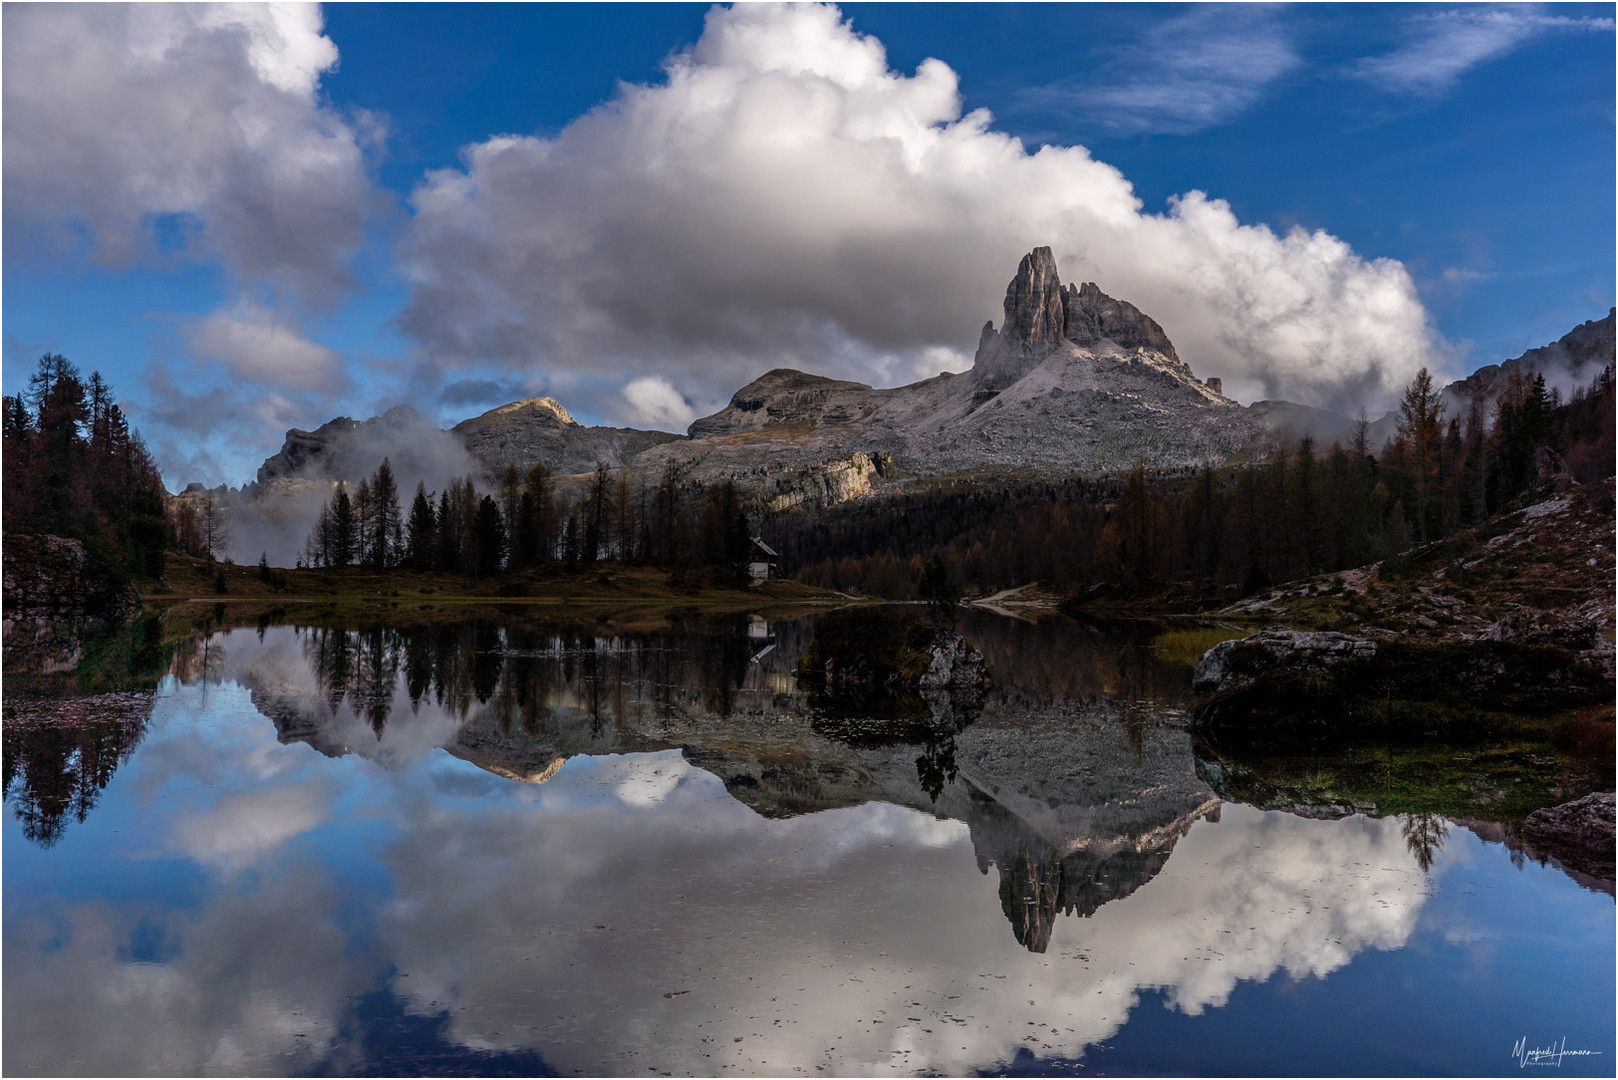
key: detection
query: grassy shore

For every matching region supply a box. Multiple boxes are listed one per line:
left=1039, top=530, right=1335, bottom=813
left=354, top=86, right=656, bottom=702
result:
left=141, top=555, right=857, bottom=628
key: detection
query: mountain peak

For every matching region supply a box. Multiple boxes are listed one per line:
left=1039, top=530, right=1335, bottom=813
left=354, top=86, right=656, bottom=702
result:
left=474, top=396, right=578, bottom=426
left=974, top=247, right=1188, bottom=389
left=1001, top=246, right=1067, bottom=360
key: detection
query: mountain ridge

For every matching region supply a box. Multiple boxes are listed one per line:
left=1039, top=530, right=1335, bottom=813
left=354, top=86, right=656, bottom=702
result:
left=241, top=249, right=1613, bottom=516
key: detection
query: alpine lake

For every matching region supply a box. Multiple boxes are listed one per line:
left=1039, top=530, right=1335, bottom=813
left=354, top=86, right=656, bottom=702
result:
left=4, top=602, right=1613, bottom=1077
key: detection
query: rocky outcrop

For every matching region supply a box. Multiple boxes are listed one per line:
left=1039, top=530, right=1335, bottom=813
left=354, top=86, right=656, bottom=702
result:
left=1193, top=620, right=1612, bottom=741
left=762, top=453, right=880, bottom=514
left=256, top=405, right=449, bottom=483
left=3, top=534, right=139, bottom=625
left=920, top=634, right=990, bottom=694
left=1523, top=791, right=1616, bottom=880
left=1063, top=280, right=1181, bottom=363
left=973, top=247, right=1183, bottom=391
left=2, top=534, right=143, bottom=674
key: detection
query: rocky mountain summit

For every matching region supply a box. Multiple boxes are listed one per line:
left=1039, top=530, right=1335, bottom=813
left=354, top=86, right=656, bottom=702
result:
left=242, top=247, right=1267, bottom=516
left=645, top=246, right=1263, bottom=486
left=452, top=396, right=680, bottom=478
left=256, top=404, right=445, bottom=484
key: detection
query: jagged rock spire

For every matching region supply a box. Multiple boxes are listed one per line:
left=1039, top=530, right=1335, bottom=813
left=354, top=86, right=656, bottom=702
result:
left=1063, top=281, right=1181, bottom=366
left=973, top=247, right=1186, bottom=390
left=1002, top=246, right=1067, bottom=358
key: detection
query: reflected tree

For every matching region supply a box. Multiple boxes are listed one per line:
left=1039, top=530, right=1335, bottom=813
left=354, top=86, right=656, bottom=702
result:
left=1401, top=812, right=1450, bottom=873
left=2, top=694, right=154, bottom=848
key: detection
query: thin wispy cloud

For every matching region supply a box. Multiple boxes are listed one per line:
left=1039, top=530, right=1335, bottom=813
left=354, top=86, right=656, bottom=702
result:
left=1351, top=6, right=1614, bottom=96
left=1021, top=6, right=1300, bottom=136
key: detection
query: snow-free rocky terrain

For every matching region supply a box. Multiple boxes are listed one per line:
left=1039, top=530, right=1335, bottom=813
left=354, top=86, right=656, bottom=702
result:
left=247, top=248, right=1268, bottom=510
left=241, top=246, right=1613, bottom=516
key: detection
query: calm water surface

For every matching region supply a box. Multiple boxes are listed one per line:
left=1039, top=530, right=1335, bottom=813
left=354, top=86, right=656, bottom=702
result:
left=4, top=610, right=1612, bottom=1076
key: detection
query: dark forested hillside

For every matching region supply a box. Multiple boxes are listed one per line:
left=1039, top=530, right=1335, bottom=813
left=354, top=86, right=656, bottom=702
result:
left=780, top=365, right=1616, bottom=602
left=2, top=355, right=172, bottom=579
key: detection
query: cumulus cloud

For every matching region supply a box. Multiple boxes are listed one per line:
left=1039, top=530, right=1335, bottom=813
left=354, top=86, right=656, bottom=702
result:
left=2, top=2, right=375, bottom=307
left=622, top=375, right=697, bottom=430
left=1350, top=7, right=1615, bottom=96
left=188, top=304, right=348, bottom=393
left=1023, top=6, right=1301, bottom=136
left=399, top=2, right=1439, bottom=417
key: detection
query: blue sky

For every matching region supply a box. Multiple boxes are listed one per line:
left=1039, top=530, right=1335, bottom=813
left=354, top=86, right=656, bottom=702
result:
left=4, top=2, right=1613, bottom=487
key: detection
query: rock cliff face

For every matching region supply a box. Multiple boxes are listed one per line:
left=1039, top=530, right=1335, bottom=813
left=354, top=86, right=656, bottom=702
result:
left=2, top=534, right=143, bottom=673
left=762, top=453, right=881, bottom=514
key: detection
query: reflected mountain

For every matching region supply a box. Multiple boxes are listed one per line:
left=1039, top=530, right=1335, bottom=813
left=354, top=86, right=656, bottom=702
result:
left=207, top=610, right=1221, bottom=952
left=6, top=612, right=1611, bottom=1078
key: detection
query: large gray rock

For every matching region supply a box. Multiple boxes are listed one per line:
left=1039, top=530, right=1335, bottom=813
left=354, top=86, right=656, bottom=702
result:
left=1192, top=628, right=1380, bottom=694
left=1523, top=792, right=1615, bottom=879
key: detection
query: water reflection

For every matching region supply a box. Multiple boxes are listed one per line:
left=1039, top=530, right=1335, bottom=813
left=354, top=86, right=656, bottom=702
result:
left=4, top=610, right=1612, bottom=1077
left=2, top=617, right=175, bottom=847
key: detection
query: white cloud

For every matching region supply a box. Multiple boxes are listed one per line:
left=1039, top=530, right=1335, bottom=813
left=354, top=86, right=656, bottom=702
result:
left=188, top=305, right=347, bottom=393
left=1025, top=6, right=1301, bottom=136
left=622, top=375, right=698, bottom=430
left=400, top=2, right=1442, bottom=416
left=2, top=2, right=374, bottom=307
left=1351, top=7, right=1615, bottom=96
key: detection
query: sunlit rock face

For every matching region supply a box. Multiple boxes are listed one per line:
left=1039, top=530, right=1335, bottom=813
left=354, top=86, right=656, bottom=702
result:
left=450, top=397, right=681, bottom=477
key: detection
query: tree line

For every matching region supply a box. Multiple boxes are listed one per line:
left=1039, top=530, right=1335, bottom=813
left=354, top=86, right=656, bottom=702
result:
left=301, top=457, right=755, bottom=579
left=781, top=364, right=1615, bottom=600
left=2, top=354, right=172, bottom=578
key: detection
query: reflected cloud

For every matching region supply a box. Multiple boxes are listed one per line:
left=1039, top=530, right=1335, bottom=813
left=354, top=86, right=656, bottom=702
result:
left=6, top=613, right=1603, bottom=1076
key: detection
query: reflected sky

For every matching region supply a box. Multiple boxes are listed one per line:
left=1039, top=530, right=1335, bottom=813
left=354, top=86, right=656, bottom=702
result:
left=4, top=621, right=1613, bottom=1077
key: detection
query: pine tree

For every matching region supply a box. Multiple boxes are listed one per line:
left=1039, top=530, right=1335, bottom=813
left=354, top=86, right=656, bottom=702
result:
left=474, top=495, right=506, bottom=576
left=366, top=458, right=402, bottom=568
left=332, top=483, right=356, bottom=567
left=406, top=482, right=437, bottom=570
left=1396, top=366, right=1446, bottom=542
